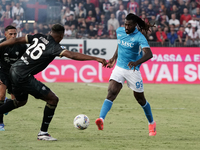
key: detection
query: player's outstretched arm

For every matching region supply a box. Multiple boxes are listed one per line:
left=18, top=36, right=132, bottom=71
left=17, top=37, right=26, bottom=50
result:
left=0, top=37, right=27, bottom=48
left=107, top=45, right=118, bottom=68
left=61, top=50, right=108, bottom=67
left=128, top=47, right=153, bottom=70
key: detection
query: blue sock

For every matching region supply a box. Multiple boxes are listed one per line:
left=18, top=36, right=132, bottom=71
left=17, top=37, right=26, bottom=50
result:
left=99, top=99, right=113, bottom=120
left=141, top=101, right=154, bottom=123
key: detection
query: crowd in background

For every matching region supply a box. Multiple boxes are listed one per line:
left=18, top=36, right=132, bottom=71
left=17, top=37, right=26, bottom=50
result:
left=0, top=0, right=200, bottom=47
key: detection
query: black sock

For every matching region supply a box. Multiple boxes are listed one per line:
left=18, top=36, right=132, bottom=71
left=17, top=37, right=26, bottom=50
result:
left=0, top=101, right=4, bottom=123
left=40, top=103, right=57, bottom=132
left=0, top=99, right=17, bottom=114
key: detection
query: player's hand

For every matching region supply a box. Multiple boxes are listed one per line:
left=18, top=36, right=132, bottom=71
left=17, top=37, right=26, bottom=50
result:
left=128, top=61, right=138, bottom=71
left=97, top=58, right=108, bottom=67
left=107, top=58, right=116, bottom=68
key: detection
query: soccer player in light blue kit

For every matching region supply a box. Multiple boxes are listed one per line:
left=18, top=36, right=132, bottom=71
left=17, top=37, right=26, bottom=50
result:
left=95, top=13, right=156, bottom=136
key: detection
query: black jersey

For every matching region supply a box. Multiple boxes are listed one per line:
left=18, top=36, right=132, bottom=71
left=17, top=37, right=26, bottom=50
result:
left=12, top=34, right=65, bottom=78
left=0, top=38, right=27, bottom=72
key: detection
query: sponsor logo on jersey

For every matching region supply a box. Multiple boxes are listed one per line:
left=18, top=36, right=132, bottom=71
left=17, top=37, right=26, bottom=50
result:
left=118, top=40, right=134, bottom=48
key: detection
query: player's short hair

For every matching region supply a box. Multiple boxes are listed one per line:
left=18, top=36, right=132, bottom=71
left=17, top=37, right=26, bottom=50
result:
left=5, top=25, right=16, bottom=31
left=51, top=23, right=65, bottom=34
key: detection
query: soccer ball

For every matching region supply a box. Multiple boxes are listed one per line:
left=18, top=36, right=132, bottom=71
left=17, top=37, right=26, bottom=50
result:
left=73, top=114, right=90, bottom=130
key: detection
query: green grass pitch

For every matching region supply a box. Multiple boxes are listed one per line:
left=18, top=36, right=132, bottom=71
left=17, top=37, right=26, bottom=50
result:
left=1, top=83, right=200, bottom=150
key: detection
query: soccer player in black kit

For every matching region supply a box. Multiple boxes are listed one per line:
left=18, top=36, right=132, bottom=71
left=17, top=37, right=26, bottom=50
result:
left=0, top=24, right=107, bottom=140
left=0, top=25, right=27, bottom=131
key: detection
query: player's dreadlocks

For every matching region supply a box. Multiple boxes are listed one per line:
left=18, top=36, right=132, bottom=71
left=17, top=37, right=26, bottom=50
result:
left=126, top=13, right=155, bottom=35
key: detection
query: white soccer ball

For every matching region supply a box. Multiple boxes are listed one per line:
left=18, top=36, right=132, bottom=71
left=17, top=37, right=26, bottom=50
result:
left=73, top=114, right=90, bottom=130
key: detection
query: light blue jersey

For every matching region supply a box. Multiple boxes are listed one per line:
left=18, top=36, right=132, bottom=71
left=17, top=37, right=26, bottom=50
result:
left=116, top=27, right=150, bottom=70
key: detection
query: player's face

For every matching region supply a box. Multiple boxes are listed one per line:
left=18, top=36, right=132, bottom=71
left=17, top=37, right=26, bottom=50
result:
left=5, top=29, right=17, bottom=40
left=125, top=20, right=136, bottom=34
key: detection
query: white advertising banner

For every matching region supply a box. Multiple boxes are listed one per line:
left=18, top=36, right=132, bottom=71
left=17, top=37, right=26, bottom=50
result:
left=59, top=39, right=117, bottom=60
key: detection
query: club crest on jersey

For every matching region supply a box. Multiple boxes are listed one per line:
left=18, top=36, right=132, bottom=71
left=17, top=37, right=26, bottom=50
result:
left=130, top=37, right=134, bottom=41
left=118, top=39, right=134, bottom=48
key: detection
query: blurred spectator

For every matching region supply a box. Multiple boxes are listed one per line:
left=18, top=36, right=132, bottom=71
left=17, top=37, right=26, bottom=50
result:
left=146, top=4, right=156, bottom=20
left=88, top=17, right=97, bottom=28
left=108, top=24, right=117, bottom=39
left=185, top=22, right=192, bottom=34
left=159, top=15, right=169, bottom=28
left=84, top=0, right=96, bottom=17
left=177, top=25, right=189, bottom=46
left=13, top=15, right=22, bottom=28
left=156, top=10, right=169, bottom=23
left=127, top=0, right=139, bottom=15
left=149, top=15, right=159, bottom=26
left=3, top=5, right=12, bottom=19
left=140, top=0, right=149, bottom=14
left=33, top=22, right=38, bottom=30
left=122, top=0, right=130, bottom=8
left=105, top=5, right=115, bottom=23
left=197, top=0, right=200, bottom=8
left=195, top=8, right=200, bottom=19
left=177, top=0, right=187, bottom=15
left=62, top=6, right=75, bottom=20
left=107, top=13, right=119, bottom=31
left=65, top=14, right=78, bottom=28
left=70, top=24, right=77, bottom=38
left=115, top=0, right=123, bottom=12
left=188, top=15, right=199, bottom=28
left=152, top=0, right=160, bottom=15
left=74, top=2, right=86, bottom=19
left=101, top=0, right=112, bottom=13
left=156, top=25, right=167, bottom=46
left=90, top=0, right=99, bottom=8
left=64, top=24, right=72, bottom=37
left=12, top=2, right=24, bottom=19
left=0, top=26, right=4, bottom=38
left=38, top=23, right=45, bottom=34
left=169, top=4, right=180, bottom=20
left=190, top=1, right=197, bottom=15
left=119, top=13, right=125, bottom=27
left=0, top=0, right=9, bottom=11
left=88, top=24, right=97, bottom=39
left=116, top=4, right=128, bottom=23
left=0, top=5, right=5, bottom=17
left=188, top=27, right=198, bottom=46
left=180, top=8, right=192, bottom=25
left=95, top=7, right=102, bottom=23
left=85, top=10, right=93, bottom=23
left=167, top=26, right=178, bottom=47
left=99, top=14, right=107, bottom=29
left=109, top=0, right=118, bottom=10
left=1, top=8, right=13, bottom=28
left=33, top=28, right=38, bottom=35
left=66, top=0, right=76, bottom=11
left=10, top=1, right=16, bottom=17
left=147, top=26, right=157, bottom=42
left=76, top=25, right=88, bottom=39
left=141, top=11, right=149, bottom=23
left=97, top=23, right=107, bottom=39
left=16, top=27, right=22, bottom=37
left=164, top=26, right=170, bottom=35
left=169, top=13, right=180, bottom=31
left=22, top=23, right=32, bottom=35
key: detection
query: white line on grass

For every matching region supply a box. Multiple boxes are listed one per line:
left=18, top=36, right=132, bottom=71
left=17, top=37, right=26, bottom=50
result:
left=86, top=83, right=108, bottom=88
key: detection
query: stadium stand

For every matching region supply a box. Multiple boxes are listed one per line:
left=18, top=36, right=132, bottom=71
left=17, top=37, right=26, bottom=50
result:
left=0, top=0, right=199, bottom=47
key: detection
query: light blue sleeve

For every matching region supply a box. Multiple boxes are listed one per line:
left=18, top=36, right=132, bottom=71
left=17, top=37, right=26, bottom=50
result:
left=138, top=33, right=150, bottom=48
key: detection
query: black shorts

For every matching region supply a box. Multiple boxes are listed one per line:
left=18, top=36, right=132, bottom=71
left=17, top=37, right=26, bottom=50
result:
left=9, top=69, right=51, bottom=101
left=0, top=69, right=12, bottom=94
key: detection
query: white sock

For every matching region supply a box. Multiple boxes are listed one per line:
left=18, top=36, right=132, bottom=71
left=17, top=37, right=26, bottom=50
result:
left=38, top=131, right=48, bottom=135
